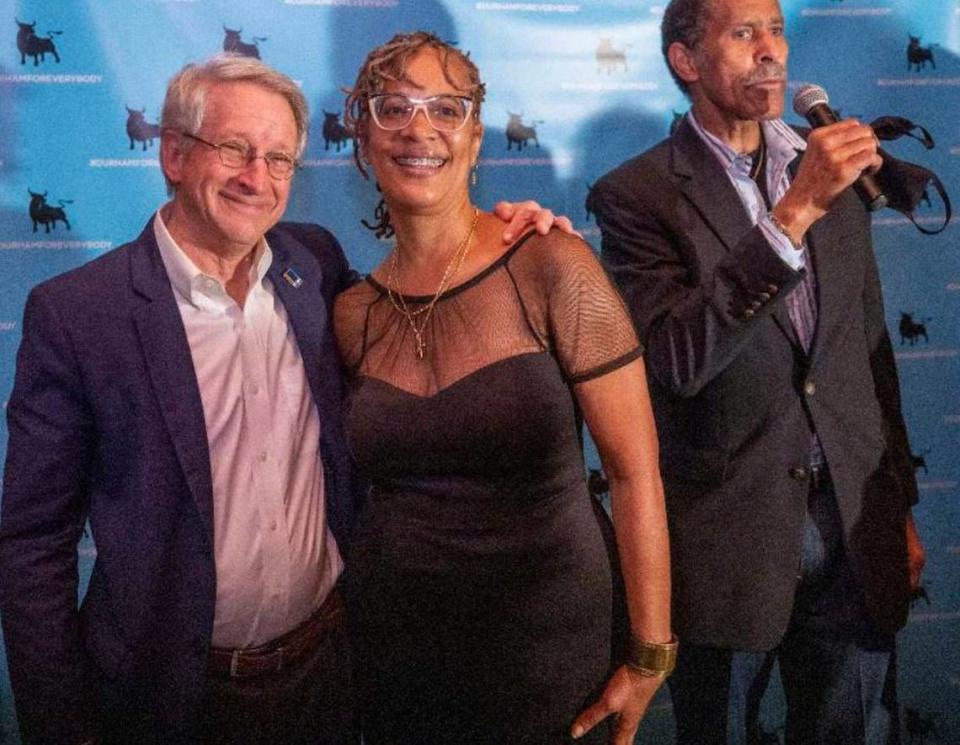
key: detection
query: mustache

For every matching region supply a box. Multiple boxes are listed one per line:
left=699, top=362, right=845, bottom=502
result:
left=743, top=62, right=786, bottom=85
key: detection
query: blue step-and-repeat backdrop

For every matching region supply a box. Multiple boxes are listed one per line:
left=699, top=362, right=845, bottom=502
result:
left=1, top=0, right=958, bottom=742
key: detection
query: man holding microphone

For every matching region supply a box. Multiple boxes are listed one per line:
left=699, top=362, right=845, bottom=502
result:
left=588, top=0, right=925, bottom=742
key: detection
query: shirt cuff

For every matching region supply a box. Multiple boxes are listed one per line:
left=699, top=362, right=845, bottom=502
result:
left=759, top=216, right=806, bottom=271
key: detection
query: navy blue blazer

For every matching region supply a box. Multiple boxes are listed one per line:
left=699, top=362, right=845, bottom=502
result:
left=0, top=218, right=360, bottom=744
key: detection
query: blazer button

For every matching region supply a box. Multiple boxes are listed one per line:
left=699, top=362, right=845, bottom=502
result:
left=804, top=381, right=816, bottom=396
left=750, top=299, right=763, bottom=310
left=759, top=292, right=771, bottom=302
left=767, top=284, right=779, bottom=294
left=788, top=466, right=808, bottom=481
left=744, top=308, right=755, bottom=318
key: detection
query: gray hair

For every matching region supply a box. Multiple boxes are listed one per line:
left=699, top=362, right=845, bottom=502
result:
left=661, top=0, right=714, bottom=95
left=160, top=54, right=309, bottom=192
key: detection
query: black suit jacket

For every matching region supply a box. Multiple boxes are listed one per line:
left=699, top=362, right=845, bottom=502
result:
left=588, top=118, right=917, bottom=650
left=0, top=218, right=360, bottom=744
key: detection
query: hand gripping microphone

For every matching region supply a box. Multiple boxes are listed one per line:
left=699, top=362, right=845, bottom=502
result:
left=792, top=84, right=888, bottom=212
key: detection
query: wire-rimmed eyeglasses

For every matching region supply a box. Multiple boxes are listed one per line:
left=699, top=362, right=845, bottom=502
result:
left=367, top=94, right=475, bottom=132
left=180, top=132, right=299, bottom=180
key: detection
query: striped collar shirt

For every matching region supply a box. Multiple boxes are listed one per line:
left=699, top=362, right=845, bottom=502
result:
left=687, top=111, right=808, bottom=271
left=686, top=114, right=824, bottom=465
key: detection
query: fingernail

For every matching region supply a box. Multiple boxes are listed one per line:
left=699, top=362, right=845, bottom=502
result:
left=571, top=725, right=583, bottom=739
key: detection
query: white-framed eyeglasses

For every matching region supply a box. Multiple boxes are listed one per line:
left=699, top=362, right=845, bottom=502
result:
left=367, top=94, right=475, bottom=132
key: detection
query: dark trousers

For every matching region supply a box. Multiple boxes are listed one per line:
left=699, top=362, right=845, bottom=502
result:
left=669, top=472, right=900, bottom=745
left=201, top=623, right=358, bottom=745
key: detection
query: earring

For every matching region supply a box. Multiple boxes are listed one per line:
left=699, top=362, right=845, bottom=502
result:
left=471, top=163, right=478, bottom=186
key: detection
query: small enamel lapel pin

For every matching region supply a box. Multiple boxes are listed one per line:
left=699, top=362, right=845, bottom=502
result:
left=282, top=267, right=304, bottom=288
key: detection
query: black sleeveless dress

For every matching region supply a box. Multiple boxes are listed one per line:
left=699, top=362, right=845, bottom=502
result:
left=333, top=231, right=642, bottom=744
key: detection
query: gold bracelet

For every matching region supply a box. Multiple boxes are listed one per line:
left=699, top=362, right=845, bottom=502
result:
left=625, top=633, right=679, bottom=678
left=767, top=211, right=803, bottom=250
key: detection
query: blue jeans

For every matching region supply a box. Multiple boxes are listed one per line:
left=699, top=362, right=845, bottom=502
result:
left=669, top=471, right=899, bottom=745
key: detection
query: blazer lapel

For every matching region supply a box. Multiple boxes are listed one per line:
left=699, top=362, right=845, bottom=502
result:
left=266, top=227, right=358, bottom=547
left=266, top=230, right=328, bottom=415
left=129, top=220, right=215, bottom=541
left=672, top=119, right=755, bottom=253
left=804, top=203, right=847, bottom=363
left=673, top=119, right=798, bottom=348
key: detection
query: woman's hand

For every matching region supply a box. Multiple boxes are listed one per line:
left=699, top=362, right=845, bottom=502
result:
left=493, top=200, right=579, bottom=243
left=571, top=665, right=665, bottom=743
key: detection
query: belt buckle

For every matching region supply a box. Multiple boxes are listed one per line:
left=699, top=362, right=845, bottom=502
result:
left=228, top=646, right=286, bottom=677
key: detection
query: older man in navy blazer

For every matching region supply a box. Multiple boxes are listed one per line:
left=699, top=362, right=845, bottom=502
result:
left=0, top=55, right=559, bottom=745
left=0, top=55, right=361, bottom=745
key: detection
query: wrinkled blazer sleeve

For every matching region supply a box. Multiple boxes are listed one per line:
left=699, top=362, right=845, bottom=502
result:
left=590, top=164, right=804, bottom=398
left=0, top=285, right=97, bottom=745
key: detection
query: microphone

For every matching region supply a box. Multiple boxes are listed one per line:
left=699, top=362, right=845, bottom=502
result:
left=792, top=84, right=887, bottom=212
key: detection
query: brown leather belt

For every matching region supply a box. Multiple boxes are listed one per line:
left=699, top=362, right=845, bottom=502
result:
left=208, top=589, right=345, bottom=679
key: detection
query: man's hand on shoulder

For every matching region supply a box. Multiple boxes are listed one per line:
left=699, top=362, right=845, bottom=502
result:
left=773, top=119, right=882, bottom=243
left=493, top=200, right=579, bottom=244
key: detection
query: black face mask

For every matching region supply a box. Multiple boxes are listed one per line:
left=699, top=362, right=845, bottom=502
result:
left=871, top=115, right=951, bottom=235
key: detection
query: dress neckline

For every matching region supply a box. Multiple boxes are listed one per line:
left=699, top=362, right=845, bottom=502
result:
left=365, top=229, right=538, bottom=304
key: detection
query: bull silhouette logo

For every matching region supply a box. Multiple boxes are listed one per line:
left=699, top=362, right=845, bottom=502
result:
left=322, top=111, right=353, bottom=152
left=15, top=18, right=62, bottom=66
left=596, top=38, right=628, bottom=74
left=899, top=312, right=931, bottom=345
left=125, top=107, right=161, bottom=151
left=27, top=189, right=72, bottom=233
left=223, top=25, right=266, bottom=59
left=907, top=35, right=936, bottom=71
left=506, top=112, right=540, bottom=151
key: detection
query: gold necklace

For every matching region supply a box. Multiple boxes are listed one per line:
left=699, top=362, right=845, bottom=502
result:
left=386, top=207, right=480, bottom=360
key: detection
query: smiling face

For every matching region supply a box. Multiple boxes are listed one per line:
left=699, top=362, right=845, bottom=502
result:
left=361, top=47, right=483, bottom=217
left=671, top=0, right=788, bottom=130
left=160, top=80, right=297, bottom=258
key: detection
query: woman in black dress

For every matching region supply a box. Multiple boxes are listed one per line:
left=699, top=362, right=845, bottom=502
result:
left=334, top=32, right=674, bottom=744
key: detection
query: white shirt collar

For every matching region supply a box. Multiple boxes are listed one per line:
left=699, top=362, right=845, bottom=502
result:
left=153, top=207, right=273, bottom=309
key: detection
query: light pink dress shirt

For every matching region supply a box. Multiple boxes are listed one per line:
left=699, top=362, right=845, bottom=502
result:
left=154, top=212, right=343, bottom=648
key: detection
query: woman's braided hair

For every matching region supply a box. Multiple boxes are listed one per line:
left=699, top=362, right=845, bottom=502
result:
left=344, top=31, right=486, bottom=238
